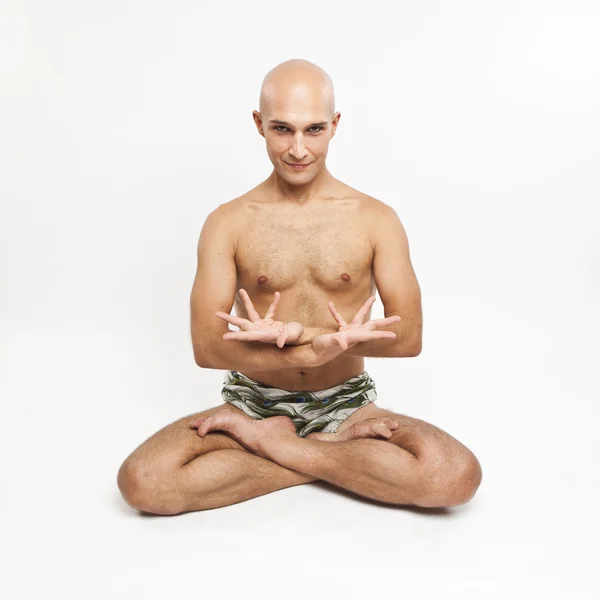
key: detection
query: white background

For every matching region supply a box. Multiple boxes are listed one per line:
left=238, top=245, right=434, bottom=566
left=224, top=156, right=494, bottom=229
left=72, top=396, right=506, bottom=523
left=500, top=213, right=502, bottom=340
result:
left=1, top=0, right=599, bottom=598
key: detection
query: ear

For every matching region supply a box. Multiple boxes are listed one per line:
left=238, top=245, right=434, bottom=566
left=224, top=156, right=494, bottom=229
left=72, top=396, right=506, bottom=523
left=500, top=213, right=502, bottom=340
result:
left=330, top=112, right=341, bottom=138
left=253, top=110, right=265, bottom=137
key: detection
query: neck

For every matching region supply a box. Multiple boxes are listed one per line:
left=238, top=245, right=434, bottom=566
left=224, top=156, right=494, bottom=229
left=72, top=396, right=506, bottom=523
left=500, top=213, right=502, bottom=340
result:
left=266, top=165, right=335, bottom=204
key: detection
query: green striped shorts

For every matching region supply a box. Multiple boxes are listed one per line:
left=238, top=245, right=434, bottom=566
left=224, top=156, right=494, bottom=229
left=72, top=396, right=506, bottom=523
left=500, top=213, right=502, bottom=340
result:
left=221, top=370, right=378, bottom=438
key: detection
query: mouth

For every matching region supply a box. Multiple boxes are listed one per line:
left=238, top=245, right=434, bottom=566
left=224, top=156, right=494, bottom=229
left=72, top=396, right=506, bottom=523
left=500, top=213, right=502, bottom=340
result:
left=285, top=161, right=311, bottom=170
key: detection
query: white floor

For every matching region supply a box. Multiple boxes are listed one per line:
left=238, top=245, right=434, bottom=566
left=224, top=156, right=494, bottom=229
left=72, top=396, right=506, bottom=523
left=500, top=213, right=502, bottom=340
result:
left=2, top=310, right=597, bottom=599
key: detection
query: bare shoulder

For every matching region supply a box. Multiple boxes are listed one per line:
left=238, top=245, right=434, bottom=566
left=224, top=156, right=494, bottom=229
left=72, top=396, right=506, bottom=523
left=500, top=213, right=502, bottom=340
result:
left=201, top=195, right=248, bottom=249
left=208, top=195, right=247, bottom=219
left=337, top=182, right=398, bottom=217
left=360, top=194, right=400, bottom=218
left=357, top=194, right=408, bottom=248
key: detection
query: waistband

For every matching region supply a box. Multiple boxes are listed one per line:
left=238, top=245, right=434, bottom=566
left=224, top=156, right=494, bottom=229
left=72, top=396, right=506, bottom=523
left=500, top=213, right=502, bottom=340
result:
left=222, top=370, right=376, bottom=405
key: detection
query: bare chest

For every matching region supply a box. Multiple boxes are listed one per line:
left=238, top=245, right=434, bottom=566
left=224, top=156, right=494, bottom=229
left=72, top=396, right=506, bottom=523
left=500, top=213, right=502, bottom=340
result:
left=233, top=204, right=374, bottom=322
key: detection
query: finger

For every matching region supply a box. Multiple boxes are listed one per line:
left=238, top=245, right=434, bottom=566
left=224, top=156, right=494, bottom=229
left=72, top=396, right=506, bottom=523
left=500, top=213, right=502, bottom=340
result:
left=264, top=291, right=281, bottom=321
left=364, top=315, right=402, bottom=330
left=344, top=330, right=397, bottom=344
left=328, top=301, right=347, bottom=328
left=215, top=312, right=252, bottom=329
left=351, top=295, right=376, bottom=326
left=239, top=288, right=261, bottom=322
left=276, top=324, right=288, bottom=348
left=223, top=330, right=275, bottom=342
left=367, top=331, right=397, bottom=339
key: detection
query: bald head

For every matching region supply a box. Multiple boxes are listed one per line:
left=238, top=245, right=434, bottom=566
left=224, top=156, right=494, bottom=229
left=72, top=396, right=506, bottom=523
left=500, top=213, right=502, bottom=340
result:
left=258, top=59, right=335, bottom=118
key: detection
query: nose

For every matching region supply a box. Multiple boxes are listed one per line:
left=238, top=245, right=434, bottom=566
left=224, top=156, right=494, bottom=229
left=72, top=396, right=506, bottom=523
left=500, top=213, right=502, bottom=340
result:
left=289, top=133, right=308, bottom=161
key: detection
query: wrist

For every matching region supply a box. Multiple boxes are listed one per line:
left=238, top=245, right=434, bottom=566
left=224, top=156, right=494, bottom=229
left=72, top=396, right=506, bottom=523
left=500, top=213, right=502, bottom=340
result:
left=293, top=328, right=312, bottom=346
left=295, top=326, right=339, bottom=346
left=289, top=343, right=318, bottom=368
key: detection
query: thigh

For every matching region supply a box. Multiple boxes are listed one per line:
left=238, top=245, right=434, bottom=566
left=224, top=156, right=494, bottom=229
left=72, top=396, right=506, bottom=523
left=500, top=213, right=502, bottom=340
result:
left=121, top=402, right=251, bottom=473
left=118, top=402, right=318, bottom=513
left=336, top=402, right=474, bottom=462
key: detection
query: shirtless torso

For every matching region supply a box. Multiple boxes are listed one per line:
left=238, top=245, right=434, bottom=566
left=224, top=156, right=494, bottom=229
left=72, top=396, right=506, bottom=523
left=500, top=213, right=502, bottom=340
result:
left=226, top=178, right=380, bottom=392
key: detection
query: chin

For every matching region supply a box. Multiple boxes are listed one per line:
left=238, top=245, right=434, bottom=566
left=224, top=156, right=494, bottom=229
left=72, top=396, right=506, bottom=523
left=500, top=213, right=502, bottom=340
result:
left=285, top=172, right=316, bottom=184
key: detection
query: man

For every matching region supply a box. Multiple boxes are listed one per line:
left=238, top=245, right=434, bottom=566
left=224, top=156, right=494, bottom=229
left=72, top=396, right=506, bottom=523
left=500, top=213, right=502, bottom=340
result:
left=117, top=58, right=482, bottom=515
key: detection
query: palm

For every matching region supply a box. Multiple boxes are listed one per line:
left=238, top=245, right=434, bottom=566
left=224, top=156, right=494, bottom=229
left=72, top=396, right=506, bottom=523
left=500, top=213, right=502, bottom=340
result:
left=309, top=295, right=401, bottom=365
left=215, top=289, right=303, bottom=348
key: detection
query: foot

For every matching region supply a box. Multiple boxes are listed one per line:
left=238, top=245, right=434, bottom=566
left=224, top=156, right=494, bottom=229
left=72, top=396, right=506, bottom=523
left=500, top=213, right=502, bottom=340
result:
left=305, top=417, right=399, bottom=442
left=189, top=408, right=298, bottom=459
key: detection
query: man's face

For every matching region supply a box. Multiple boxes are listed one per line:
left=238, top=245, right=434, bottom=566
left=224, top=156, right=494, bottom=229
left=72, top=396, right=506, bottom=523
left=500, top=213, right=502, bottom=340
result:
left=253, top=94, right=340, bottom=184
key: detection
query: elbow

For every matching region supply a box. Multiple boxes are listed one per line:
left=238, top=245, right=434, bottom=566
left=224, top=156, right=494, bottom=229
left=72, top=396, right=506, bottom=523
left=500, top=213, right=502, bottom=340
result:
left=195, top=353, right=220, bottom=370
left=410, top=337, right=423, bottom=357
left=192, top=330, right=225, bottom=369
left=193, top=345, right=217, bottom=369
left=193, top=348, right=206, bottom=367
left=194, top=354, right=210, bottom=368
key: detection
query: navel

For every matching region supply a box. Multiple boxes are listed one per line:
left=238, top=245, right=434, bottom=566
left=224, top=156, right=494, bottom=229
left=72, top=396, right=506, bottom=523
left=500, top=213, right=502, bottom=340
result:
left=341, top=272, right=351, bottom=282
left=257, top=275, right=268, bottom=285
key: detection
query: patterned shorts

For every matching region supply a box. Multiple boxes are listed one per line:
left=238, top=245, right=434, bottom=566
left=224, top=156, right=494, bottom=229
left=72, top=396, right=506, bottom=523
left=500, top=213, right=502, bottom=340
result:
left=221, top=370, right=378, bottom=438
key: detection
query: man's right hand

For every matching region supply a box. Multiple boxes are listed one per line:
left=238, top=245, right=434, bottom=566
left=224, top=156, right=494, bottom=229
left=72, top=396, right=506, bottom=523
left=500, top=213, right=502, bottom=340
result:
left=216, top=289, right=304, bottom=348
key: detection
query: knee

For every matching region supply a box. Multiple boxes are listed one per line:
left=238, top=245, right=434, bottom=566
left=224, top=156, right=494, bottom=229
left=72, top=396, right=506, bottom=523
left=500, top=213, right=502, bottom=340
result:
left=117, top=459, right=184, bottom=515
left=451, top=453, right=483, bottom=506
left=423, top=452, right=483, bottom=508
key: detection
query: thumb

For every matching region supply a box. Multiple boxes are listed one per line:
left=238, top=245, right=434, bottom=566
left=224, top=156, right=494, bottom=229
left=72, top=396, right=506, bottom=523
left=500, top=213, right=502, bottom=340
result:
left=335, top=334, right=348, bottom=350
left=276, top=324, right=287, bottom=348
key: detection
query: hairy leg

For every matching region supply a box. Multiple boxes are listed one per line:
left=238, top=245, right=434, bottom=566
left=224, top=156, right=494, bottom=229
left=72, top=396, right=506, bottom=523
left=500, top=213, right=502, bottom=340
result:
left=117, top=403, right=317, bottom=515
left=193, top=402, right=483, bottom=508
left=307, top=402, right=483, bottom=506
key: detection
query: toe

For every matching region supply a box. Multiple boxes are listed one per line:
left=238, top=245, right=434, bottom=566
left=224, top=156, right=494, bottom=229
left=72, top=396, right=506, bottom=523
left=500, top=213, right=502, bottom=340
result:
left=373, top=424, right=393, bottom=438
left=197, top=416, right=215, bottom=436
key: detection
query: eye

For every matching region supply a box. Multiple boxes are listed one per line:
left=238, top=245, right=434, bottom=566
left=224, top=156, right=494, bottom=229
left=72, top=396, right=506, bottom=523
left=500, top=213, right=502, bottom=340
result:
left=308, top=126, right=323, bottom=133
left=274, top=126, right=289, bottom=132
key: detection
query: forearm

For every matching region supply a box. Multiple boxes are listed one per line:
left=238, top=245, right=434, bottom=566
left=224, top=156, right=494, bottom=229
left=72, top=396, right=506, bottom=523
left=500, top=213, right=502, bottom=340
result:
left=196, top=336, right=314, bottom=372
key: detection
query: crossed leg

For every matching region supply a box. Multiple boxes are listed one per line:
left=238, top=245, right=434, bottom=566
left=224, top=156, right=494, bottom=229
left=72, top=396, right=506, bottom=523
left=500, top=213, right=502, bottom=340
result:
left=117, top=403, right=317, bottom=514
left=306, top=402, right=483, bottom=507
left=117, top=401, right=482, bottom=515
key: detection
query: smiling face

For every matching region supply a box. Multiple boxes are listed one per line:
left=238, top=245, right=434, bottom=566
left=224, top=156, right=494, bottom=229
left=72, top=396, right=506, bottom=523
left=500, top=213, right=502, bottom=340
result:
left=253, top=60, right=341, bottom=185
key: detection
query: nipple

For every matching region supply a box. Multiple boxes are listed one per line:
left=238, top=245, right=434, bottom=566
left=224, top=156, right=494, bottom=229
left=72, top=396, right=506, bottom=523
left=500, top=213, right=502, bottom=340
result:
left=257, top=275, right=268, bottom=285
left=341, top=272, right=351, bottom=282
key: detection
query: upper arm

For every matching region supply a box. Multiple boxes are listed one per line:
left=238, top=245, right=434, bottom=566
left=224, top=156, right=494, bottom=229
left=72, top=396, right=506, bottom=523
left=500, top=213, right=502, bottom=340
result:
left=371, top=202, right=423, bottom=353
left=189, top=205, right=237, bottom=365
